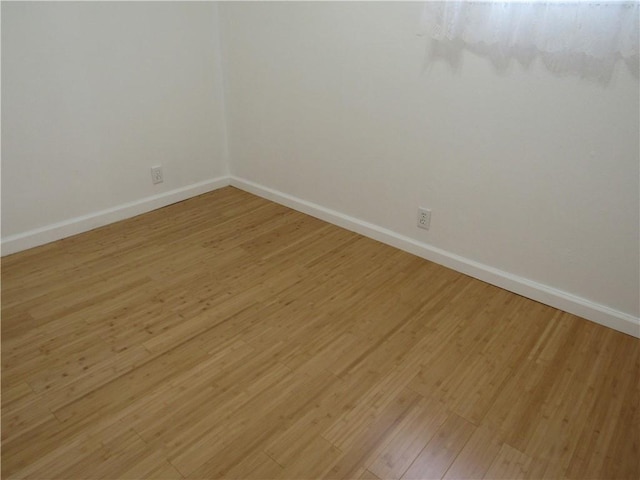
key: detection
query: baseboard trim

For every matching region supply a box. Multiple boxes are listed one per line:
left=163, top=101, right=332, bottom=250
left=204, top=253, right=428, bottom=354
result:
left=230, top=176, right=640, bottom=338
left=1, top=176, right=231, bottom=256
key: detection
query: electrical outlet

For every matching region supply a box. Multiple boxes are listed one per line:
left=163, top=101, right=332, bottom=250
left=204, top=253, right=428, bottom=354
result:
left=151, top=166, right=163, bottom=184
left=417, top=207, right=431, bottom=230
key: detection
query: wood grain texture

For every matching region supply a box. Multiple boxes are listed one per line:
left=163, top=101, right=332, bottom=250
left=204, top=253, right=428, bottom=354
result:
left=2, top=186, right=638, bottom=479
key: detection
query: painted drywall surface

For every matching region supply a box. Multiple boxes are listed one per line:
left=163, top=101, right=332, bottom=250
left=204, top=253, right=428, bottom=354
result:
left=221, top=2, right=640, bottom=318
left=1, top=2, right=229, bottom=238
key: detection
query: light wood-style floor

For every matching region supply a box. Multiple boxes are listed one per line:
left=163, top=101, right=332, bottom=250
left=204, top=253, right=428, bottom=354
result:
left=2, top=187, right=638, bottom=479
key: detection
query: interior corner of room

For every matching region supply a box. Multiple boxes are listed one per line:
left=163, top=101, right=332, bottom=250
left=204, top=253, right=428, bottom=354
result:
left=1, top=0, right=638, bottom=338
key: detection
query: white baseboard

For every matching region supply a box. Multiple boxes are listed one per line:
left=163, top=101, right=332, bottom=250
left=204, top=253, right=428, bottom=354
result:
left=230, top=176, right=640, bottom=338
left=1, top=176, right=230, bottom=256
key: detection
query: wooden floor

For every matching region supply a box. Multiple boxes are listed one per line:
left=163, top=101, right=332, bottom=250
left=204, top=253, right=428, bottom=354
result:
left=2, top=187, right=638, bottom=480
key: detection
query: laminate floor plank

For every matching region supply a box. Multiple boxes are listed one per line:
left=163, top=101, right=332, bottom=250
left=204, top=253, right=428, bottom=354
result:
left=400, top=412, right=475, bottom=479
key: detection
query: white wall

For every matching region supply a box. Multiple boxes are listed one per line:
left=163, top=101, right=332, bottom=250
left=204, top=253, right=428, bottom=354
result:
left=1, top=2, right=229, bottom=245
left=221, top=3, right=639, bottom=324
left=2, top=2, right=637, bottom=334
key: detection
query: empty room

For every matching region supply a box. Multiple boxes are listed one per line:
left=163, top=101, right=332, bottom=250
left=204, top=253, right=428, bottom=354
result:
left=1, top=1, right=638, bottom=479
